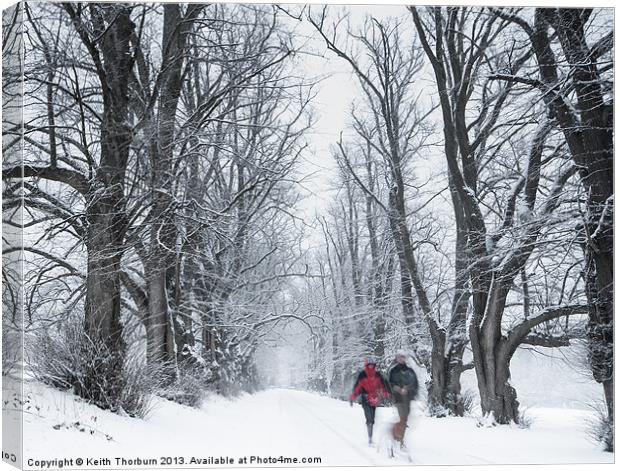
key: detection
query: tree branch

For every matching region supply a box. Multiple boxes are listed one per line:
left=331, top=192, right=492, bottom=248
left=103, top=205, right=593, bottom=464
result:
left=3, top=165, right=90, bottom=195
left=521, top=333, right=571, bottom=348
left=120, top=270, right=148, bottom=318
left=3, top=246, right=83, bottom=278
left=506, top=304, right=589, bottom=355
left=589, top=30, right=613, bottom=61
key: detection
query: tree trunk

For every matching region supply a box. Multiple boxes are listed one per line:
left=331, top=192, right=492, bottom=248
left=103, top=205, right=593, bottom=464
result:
left=442, top=183, right=472, bottom=416
left=145, top=269, right=176, bottom=370
left=446, top=361, right=467, bottom=416
left=470, top=281, right=520, bottom=424
left=75, top=5, right=135, bottom=409
left=426, top=328, right=447, bottom=415
left=80, top=195, right=127, bottom=407
left=364, top=155, right=391, bottom=359
left=476, top=345, right=519, bottom=425
left=387, top=188, right=424, bottom=340
left=143, top=4, right=202, bottom=380
left=585, top=247, right=614, bottom=418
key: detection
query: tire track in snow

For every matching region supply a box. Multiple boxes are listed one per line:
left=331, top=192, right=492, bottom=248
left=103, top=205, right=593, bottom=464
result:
left=281, top=390, right=382, bottom=466
left=463, top=452, right=496, bottom=464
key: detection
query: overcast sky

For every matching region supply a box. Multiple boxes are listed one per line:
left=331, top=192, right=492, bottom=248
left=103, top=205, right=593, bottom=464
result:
left=281, top=4, right=449, bottom=251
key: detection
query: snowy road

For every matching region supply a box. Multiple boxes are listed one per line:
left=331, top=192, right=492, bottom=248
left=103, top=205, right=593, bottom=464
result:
left=17, top=380, right=614, bottom=468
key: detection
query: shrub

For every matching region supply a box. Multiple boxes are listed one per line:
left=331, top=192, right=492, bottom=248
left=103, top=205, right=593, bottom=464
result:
left=159, top=363, right=213, bottom=408
left=27, top=317, right=160, bottom=418
left=459, top=389, right=477, bottom=416
left=586, top=402, right=614, bottom=452
left=119, top=355, right=166, bottom=418
left=516, top=407, right=533, bottom=429
left=27, top=318, right=84, bottom=390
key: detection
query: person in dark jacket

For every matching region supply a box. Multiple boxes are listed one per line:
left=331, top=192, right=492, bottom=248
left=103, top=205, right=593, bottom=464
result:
left=349, top=356, right=390, bottom=445
left=387, top=351, right=418, bottom=445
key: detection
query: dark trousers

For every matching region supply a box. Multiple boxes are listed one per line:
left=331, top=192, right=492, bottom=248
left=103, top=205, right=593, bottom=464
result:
left=361, top=398, right=376, bottom=425
left=395, top=400, right=410, bottom=425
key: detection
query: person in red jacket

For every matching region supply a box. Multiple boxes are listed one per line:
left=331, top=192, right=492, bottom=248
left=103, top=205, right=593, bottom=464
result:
left=349, top=356, right=390, bottom=445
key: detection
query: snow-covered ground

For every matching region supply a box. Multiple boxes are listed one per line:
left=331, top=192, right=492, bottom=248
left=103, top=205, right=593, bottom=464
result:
left=8, top=378, right=612, bottom=469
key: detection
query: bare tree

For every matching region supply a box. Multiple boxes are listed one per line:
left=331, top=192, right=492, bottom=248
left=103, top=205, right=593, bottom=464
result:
left=489, top=7, right=613, bottom=439
left=410, top=6, right=592, bottom=424
left=4, top=2, right=137, bottom=408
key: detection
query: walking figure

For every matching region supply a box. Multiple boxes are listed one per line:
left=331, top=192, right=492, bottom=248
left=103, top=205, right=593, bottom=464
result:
left=349, top=356, right=390, bottom=445
left=387, top=350, right=418, bottom=449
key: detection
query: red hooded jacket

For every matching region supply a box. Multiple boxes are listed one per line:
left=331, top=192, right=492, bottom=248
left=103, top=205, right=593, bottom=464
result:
left=349, top=360, right=389, bottom=407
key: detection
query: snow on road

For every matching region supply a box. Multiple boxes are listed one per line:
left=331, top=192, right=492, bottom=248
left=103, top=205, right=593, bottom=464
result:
left=13, top=379, right=613, bottom=468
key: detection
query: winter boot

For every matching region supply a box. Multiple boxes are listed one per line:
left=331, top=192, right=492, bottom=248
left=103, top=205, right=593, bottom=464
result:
left=367, top=423, right=373, bottom=445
